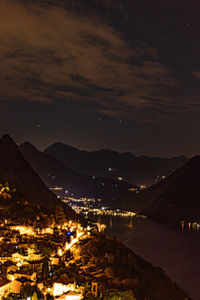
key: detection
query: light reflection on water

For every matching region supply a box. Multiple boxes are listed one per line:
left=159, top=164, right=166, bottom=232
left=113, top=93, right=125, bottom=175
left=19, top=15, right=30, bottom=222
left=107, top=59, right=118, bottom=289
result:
left=90, top=214, right=200, bottom=300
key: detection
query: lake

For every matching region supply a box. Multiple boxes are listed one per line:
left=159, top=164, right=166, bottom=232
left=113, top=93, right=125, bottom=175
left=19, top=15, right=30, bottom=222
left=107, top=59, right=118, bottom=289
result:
left=96, top=215, right=200, bottom=300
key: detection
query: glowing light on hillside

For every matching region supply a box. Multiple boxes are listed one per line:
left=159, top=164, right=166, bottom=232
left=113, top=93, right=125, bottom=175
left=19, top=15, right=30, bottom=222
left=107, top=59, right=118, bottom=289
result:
left=10, top=226, right=35, bottom=236
left=58, top=248, right=63, bottom=256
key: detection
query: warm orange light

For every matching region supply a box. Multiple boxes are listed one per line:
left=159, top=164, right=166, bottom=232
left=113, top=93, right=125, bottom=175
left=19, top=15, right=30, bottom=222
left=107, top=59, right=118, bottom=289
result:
left=58, top=248, right=63, bottom=256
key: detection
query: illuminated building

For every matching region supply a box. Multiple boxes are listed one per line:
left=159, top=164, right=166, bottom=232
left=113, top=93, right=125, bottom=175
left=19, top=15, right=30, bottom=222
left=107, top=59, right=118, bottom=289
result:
left=57, top=291, right=83, bottom=300
left=91, top=282, right=98, bottom=298
left=0, top=278, right=12, bottom=299
left=53, top=282, right=76, bottom=296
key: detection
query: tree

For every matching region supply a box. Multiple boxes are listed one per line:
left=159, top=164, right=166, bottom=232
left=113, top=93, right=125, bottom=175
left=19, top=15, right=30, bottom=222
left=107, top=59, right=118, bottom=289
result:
left=82, top=281, right=91, bottom=294
left=33, top=219, right=44, bottom=233
left=42, top=256, right=50, bottom=280
left=46, top=294, right=54, bottom=300
left=32, top=292, right=38, bottom=300
left=42, top=247, right=52, bottom=257
left=104, top=266, right=114, bottom=278
left=5, top=295, right=18, bottom=300
left=20, top=284, right=44, bottom=300
left=104, top=289, right=136, bottom=300
left=20, top=283, right=33, bottom=298
left=41, top=214, right=53, bottom=228
left=55, top=204, right=66, bottom=226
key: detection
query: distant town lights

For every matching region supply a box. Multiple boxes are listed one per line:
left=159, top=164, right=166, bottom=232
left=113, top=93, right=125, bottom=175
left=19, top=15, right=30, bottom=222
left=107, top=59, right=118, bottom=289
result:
left=140, top=185, right=146, bottom=190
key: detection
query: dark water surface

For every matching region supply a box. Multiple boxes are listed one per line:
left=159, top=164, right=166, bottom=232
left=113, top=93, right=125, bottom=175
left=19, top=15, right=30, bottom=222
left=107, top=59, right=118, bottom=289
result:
left=98, top=215, right=200, bottom=300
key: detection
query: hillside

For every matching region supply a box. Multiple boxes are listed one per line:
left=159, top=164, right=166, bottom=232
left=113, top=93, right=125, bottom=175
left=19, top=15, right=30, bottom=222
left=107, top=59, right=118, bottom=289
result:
left=45, top=142, right=187, bottom=186
left=141, top=156, right=200, bottom=224
left=72, top=233, right=191, bottom=300
left=0, top=134, right=76, bottom=219
left=19, top=142, right=138, bottom=208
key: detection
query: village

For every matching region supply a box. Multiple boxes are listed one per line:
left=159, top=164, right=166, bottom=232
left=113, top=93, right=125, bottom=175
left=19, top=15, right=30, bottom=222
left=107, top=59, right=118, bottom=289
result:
left=0, top=216, right=105, bottom=300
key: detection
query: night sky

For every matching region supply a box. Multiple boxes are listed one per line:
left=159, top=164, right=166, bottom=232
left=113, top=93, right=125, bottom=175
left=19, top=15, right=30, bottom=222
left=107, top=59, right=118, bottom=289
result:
left=1, top=0, right=200, bottom=157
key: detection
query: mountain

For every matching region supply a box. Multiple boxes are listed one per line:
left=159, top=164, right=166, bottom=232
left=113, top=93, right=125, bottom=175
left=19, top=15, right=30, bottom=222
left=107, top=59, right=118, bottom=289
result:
left=44, top=142, right=187, bottom=186
left=78, top=234, right=191, bottom=300
left=19, top=142, right=138, bottom=208
left=19, top=141, right=94, bottom=194
left=141, top=156, right=200, bottom=224
left=0, top=134, right=60, bottom=209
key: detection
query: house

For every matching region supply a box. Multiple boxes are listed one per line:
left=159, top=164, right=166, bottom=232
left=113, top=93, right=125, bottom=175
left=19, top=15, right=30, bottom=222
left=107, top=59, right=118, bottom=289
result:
left=16, top=277, right=34, bottom=287
left=41, top=228, right=54, bottom=235
left=23, top=260, right=43, bottom=272
left=7, top=269, right=36, bottom=282
left=7, top=264, right=18, bottom=274
left=57, top=291, right=83, bottom=300
left=10, top=279, right=22, bottom=294
left=11, top=249, right=43, bottom=263
left=0, top=254, right=12, bottom=264
left=50, top=255, right=60, bottom=266
left=1, top=260, right=17, bottom=274
left=0, top=277, right=12, bottom=299
left=12, top=252, right=28, bottom=263
left=28, top=251, right=42, bottom=261
left=53, top=282, right=76, bottom=296
left=7, top=270, right=16, bottom=282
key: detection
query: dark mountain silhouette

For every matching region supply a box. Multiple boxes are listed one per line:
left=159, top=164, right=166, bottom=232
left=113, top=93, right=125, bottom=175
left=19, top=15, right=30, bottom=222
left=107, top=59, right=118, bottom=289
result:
left=44, top=142, right=187, bottom=186
left=19, top=142, right=138, bottom=208
left=141, top=156, right=200, bottom=224
left=0, top=134, right=66, bottom=211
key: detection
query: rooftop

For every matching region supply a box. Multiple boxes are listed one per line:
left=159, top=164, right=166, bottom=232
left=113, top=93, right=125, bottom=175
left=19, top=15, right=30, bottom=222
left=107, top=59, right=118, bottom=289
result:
left=0, top=277, right=10, bottom=287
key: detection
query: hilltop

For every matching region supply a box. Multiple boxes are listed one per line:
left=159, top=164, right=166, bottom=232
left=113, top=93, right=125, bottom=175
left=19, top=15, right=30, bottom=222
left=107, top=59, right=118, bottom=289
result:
left=19, top=141, right=137, bottom=208
left=141, top=156, right=200, bottom=224
left=45, top=142, right=187, bottom=187
left=0, top=134, right=75, bottom=219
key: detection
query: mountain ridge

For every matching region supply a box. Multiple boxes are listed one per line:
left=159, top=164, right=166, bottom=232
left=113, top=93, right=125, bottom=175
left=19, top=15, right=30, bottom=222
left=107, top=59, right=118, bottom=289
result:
left=0, top=134, right=77, bottom=221
left=0, top=134, right=60, bottom=209
left=19, top=141, right=138, bottom=208
left=141, top=155, right=200, bottom=224
left=44, top=142, right=188, bottom=186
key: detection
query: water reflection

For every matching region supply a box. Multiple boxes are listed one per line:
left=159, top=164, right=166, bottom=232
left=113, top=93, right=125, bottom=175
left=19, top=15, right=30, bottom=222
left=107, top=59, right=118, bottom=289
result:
left=89, top=213, right=200, bottom=299
left=109, top=216, right=113, bottom=228
left=128, top=217, right=133, bottom=229
left=105, top=216, right=200, bottom=300
left=93, top=214, right=148, bottom=231
left=181, top=221, right=200, bottom=232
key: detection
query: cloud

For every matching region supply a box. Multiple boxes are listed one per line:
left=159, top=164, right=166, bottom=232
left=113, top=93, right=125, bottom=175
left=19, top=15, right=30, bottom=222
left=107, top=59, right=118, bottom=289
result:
left=192, top=71, right=200, bottom=79
left=0, top=0, right=191, bottom=122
